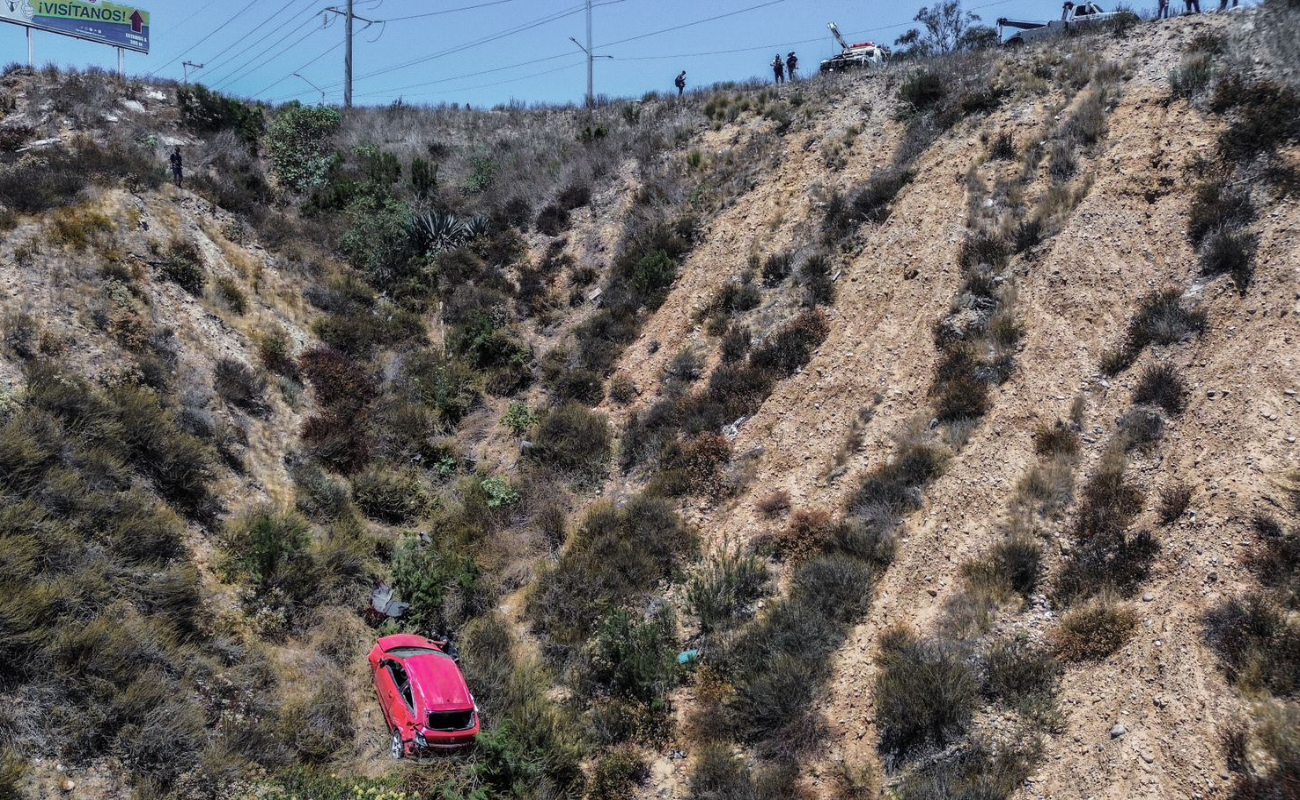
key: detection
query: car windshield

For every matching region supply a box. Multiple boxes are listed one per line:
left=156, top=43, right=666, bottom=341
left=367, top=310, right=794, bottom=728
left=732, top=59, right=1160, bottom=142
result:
left=385, top=646, right=447, bottom=658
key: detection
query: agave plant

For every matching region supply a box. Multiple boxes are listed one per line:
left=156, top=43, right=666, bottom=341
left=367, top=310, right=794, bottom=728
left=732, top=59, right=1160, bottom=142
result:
left=462, top=215, right=490, bottom=242
left=413, top=211, right=491, bottom=255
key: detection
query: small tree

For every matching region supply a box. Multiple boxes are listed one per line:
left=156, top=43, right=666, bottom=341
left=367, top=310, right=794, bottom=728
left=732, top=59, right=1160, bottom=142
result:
left=894, top=1, right=995, bottom=58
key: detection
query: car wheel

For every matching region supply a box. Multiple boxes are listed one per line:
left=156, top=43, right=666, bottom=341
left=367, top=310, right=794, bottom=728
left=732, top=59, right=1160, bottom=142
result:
left=390, top=731, right=405, bottom=760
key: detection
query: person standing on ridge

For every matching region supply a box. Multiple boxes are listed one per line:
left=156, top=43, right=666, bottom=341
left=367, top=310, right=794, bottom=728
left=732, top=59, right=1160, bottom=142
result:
left=786, top=52, right=798, bottom=81
left=771, top=53, right=785, bottom=84
left=675, top=71, right=687, bottom=98
left=169, top=147, right=183, bottom=188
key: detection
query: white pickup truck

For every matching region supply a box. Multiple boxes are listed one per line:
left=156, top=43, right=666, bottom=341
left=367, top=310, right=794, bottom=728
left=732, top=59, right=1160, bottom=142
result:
left=996, top=2, right=1125, bottom=44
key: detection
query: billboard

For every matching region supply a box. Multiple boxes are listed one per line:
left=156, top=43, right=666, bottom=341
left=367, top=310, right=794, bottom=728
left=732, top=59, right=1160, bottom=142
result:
left=0, top=0, right=150, bottom=54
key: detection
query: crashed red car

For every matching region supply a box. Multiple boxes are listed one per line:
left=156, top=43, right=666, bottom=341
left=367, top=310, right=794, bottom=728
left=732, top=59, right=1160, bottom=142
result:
left=368, top=634, right=480, bottom=757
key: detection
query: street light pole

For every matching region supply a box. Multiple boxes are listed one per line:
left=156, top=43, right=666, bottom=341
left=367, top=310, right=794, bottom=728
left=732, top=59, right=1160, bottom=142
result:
left=568, top=35, right=612, bottom=109
left=293, top=73, right=328, bottom=105
left=585, top=0, right=593, bottom=108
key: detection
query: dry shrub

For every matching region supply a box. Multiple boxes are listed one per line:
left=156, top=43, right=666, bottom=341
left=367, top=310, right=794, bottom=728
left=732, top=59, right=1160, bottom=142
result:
left=687, top=546, right=770, bottom=633
left=776, top=509, right=836, bottom=563
left=676, top=433, right=732, bottom=497
left=1033, top=420, right=1079, bottom=458
left=1204, top=593, right=1300, bottom=696
left=1052, top=596, right=1137, bottom=662
left=1132, top=363, right=1185, bottom=414
left=1157, top=482, right=1192, bottom=525
left=875, top=626, right=979, bottom=762
left=213, top=358, right=268, bottom=415
left=49, top=204, right=112, bottom=249
left=1015, top=456, right=1075, bottom=516
left=756, top=489, right=791, bottom=517
left=1102, top=290, right=1207, bottom=375
left=528, top=402, right=612, bottom=484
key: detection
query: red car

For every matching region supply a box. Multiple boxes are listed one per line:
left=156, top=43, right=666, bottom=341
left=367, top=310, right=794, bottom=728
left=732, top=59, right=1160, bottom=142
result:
left=368, top=634, right=480, bottom=758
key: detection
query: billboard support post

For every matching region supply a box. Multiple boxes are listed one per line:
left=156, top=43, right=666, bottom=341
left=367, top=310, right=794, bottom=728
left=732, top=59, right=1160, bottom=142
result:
left=27, top=26, right=33, bottom=68
left=117, top=47, right=123, bottom=77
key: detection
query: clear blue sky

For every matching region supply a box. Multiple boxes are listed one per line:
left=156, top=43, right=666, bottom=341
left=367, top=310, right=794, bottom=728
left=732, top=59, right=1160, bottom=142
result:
left=2, top=0, right=1170, bottom=107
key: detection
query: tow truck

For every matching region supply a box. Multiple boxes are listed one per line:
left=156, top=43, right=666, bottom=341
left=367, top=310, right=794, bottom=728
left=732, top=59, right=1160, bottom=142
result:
left=996, top=2, right=1124, bottom=45
left=819, top=22, right=888, bottom=73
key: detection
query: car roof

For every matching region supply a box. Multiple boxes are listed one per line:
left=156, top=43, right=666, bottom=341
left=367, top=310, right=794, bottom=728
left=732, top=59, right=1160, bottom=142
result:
left=404, top=652, right=473, bottom=711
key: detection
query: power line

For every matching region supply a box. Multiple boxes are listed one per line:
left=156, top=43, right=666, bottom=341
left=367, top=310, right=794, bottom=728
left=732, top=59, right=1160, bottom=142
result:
left=346, top=52, right=578, bottom=100
left=597, top=0, right=787, bottom=49
left=147, top=0, right=262, bottom=77
left=250, top=34, right=353, bottom=98
left=196, top=0, right=306, bottom=73
left=202, top=0, right=320, bottom=78
left=383, top=0, right=524, bottom=21
left=284, top=57, right=587, bottom=103
left=312, top=2, right=590, bottom=92
left=160, top=1, right=222, bottom=37
left=210, top=9, right=326, bottom=89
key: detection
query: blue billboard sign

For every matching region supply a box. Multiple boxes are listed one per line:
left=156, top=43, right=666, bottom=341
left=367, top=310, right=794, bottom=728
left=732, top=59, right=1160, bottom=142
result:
left=1, top=0, right=151, bottom=54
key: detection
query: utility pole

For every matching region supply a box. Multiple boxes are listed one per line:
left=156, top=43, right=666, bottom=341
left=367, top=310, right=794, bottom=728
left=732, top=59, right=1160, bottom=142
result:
left=345, top=0, right=353, bottom=108
left=324, top=3, right=376, bottom=108
left=182, top=61, right=205, bottom=85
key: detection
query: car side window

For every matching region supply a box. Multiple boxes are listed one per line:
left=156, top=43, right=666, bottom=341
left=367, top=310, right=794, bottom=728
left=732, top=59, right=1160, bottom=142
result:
left=387, top=662, right=415, bottom=710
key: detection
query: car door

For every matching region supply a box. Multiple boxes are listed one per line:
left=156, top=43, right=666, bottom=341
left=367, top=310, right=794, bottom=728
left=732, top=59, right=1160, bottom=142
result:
left=385, top=661, right=416, bottom=732
left=373, top=659, right=406, bottom=731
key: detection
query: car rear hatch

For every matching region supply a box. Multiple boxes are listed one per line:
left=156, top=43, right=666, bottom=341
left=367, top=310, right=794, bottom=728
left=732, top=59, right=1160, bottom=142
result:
left=428, top=709, right=476, bottom=731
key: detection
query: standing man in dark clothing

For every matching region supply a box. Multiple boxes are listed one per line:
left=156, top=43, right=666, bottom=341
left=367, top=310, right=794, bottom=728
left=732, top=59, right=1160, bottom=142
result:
left=675, top=71, right=687, bottom=98
left=1217, top=0, right=1237, bottom=10
left=169, top=147, right=183, bottom=188
left=786, top=52, right=798, bottom=81
left=1183, top=0, right=1200, bottom=13
left=771, top=53, right=785, bottom=84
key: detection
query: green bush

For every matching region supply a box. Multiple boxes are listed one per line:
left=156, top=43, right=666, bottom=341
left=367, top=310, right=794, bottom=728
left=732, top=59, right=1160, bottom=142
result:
left=528, top=402, right=612, bottom=483
left=223, top=507, right=311, bottom=591
left=581, top=607, right=679, bottom=709
left=630, top=250, right=679, bottom=310
left=159, top=238, right=205, bottom=295
left=267, top=103, right=342, bottom=193
left=177, top=85, right=264, bottom=145
left=391, top=536, right=487, bottom=632
left=874, top=627, right=979, bottom=761
left=502, top=402, right=536, bottom=437
left=529, top=495, right=695, bottom=650
left=338, top=195, right=419, bottom=290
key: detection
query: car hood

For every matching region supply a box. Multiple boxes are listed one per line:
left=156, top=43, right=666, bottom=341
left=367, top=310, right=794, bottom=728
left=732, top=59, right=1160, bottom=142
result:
left=406, top=653, right=473, bottom=710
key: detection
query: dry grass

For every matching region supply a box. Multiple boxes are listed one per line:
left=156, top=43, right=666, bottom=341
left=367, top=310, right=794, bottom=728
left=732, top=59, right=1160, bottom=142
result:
left=1052, top=595, right=1138, bottom=662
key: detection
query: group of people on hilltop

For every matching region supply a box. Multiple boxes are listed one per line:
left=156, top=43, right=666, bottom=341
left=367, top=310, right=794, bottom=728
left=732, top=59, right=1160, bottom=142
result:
left=673, top=51, right=798, bottom=97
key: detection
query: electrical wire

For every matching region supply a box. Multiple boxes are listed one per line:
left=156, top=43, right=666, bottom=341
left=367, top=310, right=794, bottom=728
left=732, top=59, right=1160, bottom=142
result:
left=347, top=52, right=579, bottom=100
left=147, top=0, right=262, bottom=76
left=202, top=0, right=321, bottom=78
left=210, top=10, right=328, bottom=89
left=383, top=0, right=525, bottom=21
left=597, top=0, right=787, bottom=48
left=338, top=3, right=588, bottom=87
left=195, top=0, right=306, bottom=74
left=250, top=25, right=366, bottom=98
